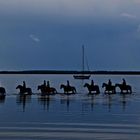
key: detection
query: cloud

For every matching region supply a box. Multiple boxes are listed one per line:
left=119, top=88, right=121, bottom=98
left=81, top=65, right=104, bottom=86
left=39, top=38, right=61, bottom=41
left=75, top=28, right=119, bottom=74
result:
left=120, top=13, right=137, bottom=19
left=29, top=34, right=40, bottom=43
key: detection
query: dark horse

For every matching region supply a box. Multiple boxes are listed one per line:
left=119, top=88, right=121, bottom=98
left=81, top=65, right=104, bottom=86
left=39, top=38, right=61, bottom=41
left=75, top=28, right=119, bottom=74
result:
left=84, top=83, right=100, bottom=94
left=0, top=87, right=6, bottom=99
left=115, top=84, right=132, bottom=94
left=37, top=85, right=57, bottom=95
left=60, top=84, right=76, bottom=94
left=16, top=85, right=32, bottom=95
left=102, top=83, right=116, bottom=94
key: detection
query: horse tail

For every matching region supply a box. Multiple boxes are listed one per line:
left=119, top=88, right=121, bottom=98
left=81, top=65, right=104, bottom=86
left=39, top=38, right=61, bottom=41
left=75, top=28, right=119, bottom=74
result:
left=129, top=86, right=132, bottom=93
left=74, top=87, right=77, bottom=93
left=28, top=88, right=32, bottom=94
left=97, top=86, right=100, bottom=93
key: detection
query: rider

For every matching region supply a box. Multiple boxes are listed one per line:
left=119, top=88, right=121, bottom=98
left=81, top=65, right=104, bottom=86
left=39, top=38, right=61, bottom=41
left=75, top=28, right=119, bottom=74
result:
left=108, top=79, right=112, bottom=86
left=122, top=78, right=126, bottom=87
left=23, top=81, right=26, bottom=89
left=47, top=81, right=50, bottom=88
left=91, top=80, right=94, bottom=86
left=67, top=80, right=70, bottom=88
left=43, top=80, right=46, bottom=86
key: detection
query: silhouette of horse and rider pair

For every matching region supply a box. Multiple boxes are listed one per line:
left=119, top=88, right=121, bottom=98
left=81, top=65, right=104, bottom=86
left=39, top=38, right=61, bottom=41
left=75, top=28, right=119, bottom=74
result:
left=37, top=80, right=57, bottom=95
left=16, top=81, right=32, bottom=95
left=84, top=80, right=100, bottom=94
left=60, top=80, right=76, bottom=94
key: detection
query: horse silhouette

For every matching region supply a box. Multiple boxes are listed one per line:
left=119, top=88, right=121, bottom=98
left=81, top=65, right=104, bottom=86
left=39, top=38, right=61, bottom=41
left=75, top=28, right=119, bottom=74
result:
left=60, top=84, right=76, bottom=94
left=115, top=84, right=132, bottom=94
left=84, top=83, right=100, bottom=94
left=102, top=83, right=116, bottom=94
left=38, top=85, right=57, bottom=95
left=0, top=87, right=6, bottom=94
left=16, top=85, right=32, bottom=95
left=0, top=87, right=6, bottom=99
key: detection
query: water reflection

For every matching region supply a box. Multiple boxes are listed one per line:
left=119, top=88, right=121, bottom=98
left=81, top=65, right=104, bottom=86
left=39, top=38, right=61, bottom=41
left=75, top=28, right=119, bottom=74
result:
left=60, top=95, right=71, bottom=111
left=120, top=94, right=127, bottom=111
left=38, top=95, right=51, bottom=111
left=0, top=95, right=6, bottom=104
left=13, top=92, right=134, bottom=113
left=16, top=95, right=31, bottom=112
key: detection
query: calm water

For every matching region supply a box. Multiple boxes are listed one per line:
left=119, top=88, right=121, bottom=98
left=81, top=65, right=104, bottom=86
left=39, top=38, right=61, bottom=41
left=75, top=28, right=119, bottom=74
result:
left=0, top=74, right=140, bottom=140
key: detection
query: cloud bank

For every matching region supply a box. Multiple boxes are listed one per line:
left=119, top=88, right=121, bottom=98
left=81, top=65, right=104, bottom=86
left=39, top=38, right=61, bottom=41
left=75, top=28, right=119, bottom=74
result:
left=0, top=0, right=139, bottom=20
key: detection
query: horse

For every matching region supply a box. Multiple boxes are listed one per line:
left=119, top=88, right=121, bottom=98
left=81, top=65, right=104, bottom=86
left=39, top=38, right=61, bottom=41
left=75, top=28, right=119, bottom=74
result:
left=16, top=85, right=32, bottom=95
left=60, top=84, right=76, bottom=94
left=102, top=83, right=116, bottom=94
left=0, top=87, right=6, bottom=94
left=37, top=85, right=57, bottom=95
left=84, top=83, right=100, bottom=94
left=115, top=84, right=132, bottom=94
left=0, top=87, right=6, bottom=98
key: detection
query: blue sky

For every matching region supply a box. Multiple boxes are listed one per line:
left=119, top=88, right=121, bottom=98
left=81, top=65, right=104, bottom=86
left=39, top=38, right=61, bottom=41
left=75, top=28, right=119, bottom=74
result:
left=0, top=0, right=140, bottom=71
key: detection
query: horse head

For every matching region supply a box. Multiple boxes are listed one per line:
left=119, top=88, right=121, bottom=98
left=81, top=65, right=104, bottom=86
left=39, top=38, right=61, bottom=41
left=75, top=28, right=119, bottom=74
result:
left=60, top=84, right=65, bottom=89
left=37, top=85, right=42, bottom=90
left=102, top=83, right=107, bottom=88
left=16, top=85, right=23, bottom=89
left=84, top=83, right=89, bottom=87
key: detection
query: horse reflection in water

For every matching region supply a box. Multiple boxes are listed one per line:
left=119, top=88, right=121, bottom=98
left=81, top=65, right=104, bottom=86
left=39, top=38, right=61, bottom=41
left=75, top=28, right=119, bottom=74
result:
left=115, top=84, right=132, bottom=94
left=16, top=94, right=31, bottom=112
left=102, top=83, right=116, bottom=94
left=84, top=83, right=100, bottom=94
left=60, top=95, right=71, bottom=111
left=38, top=95, right=51, bottom=111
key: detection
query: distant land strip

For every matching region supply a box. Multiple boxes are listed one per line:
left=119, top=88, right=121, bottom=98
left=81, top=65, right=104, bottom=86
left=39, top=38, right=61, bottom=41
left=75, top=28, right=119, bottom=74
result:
left=0, top=70, right=140, bottom=75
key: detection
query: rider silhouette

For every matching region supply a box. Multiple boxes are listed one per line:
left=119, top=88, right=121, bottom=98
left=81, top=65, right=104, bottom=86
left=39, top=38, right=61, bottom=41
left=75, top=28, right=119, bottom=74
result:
left=43, top=80, right=46, bottom=86
left=23, top=81, right=26, bottom=89
left=91, top=80, right=94, bottom=86
left=122, top=78, right=126, bottom=87
left=47, top=81, right=50, bottom=88
left=67, top=80, right=70, bottom=87
left=108, top=79, right=112, bottom=86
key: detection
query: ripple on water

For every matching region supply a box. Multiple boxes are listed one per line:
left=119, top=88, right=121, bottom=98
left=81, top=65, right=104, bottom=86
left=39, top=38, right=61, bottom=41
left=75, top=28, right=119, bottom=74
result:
left=0, top=122, right=139, bottom=140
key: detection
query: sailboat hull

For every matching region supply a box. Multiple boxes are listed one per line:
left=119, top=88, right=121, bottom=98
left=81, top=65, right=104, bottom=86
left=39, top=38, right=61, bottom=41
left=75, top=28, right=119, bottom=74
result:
left=73, top=75, right=90, bottom=80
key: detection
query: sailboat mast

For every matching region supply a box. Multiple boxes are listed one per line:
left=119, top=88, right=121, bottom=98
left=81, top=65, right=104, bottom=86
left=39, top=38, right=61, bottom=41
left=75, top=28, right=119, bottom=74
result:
left=82, top=45, right=84, bottom=73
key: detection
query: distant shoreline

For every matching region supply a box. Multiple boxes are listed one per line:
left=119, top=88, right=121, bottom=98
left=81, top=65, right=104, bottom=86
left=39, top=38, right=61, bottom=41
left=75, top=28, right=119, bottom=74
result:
left=0, top=70, right=140, bottom=75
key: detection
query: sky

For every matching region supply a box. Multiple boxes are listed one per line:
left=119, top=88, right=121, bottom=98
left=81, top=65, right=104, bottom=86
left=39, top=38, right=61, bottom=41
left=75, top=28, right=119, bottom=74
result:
left=0, top=0, right=140, bottom=71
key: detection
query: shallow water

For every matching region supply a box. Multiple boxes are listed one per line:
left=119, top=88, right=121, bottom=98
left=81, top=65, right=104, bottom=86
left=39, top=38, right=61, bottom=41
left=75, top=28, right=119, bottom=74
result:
left=0, top=74, right=140, bottom=139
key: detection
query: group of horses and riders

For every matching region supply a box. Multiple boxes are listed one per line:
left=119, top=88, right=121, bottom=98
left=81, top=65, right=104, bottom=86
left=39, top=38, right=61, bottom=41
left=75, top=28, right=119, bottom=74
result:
left=0, top=78, right=132, bottom=97
left=84, top=79, right=132, bottom=94
left=16, top=80, right=76, bottom=95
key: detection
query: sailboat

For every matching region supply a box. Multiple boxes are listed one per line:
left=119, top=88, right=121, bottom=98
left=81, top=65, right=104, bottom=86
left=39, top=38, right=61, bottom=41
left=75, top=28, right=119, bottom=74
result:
left=73, top=45, right=91, bottom=80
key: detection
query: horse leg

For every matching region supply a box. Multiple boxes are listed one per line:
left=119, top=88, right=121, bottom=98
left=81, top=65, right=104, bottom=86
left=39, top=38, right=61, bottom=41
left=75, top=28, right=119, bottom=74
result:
left=97, top=87, right=100, bottom=94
